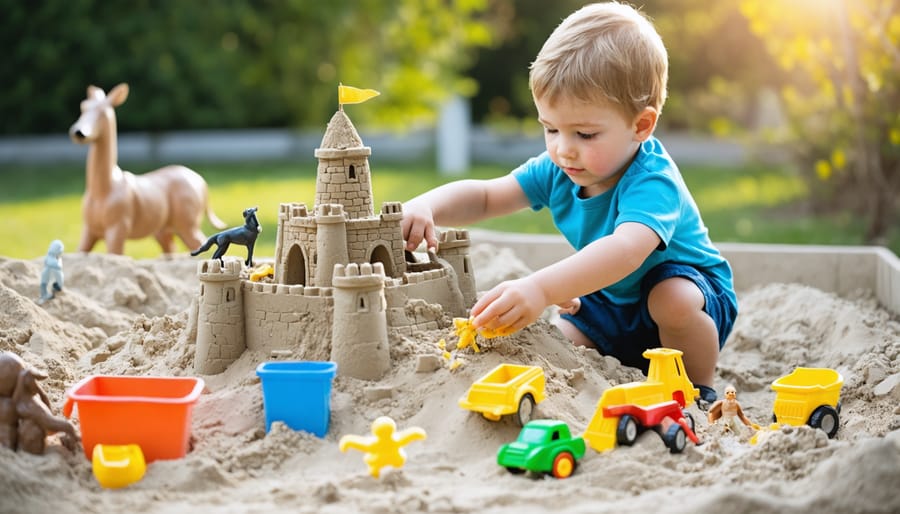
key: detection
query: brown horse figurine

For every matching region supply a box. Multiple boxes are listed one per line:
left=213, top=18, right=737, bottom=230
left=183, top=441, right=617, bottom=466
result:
left=69, top=83, right=226, bottom=254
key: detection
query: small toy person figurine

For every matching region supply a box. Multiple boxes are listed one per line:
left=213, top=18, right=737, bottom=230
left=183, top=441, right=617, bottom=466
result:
left=707, top=385, right=755, bottom=434
left=37, top=240, right=65, bottom=305
left=339, top=416, right=426, bottom=478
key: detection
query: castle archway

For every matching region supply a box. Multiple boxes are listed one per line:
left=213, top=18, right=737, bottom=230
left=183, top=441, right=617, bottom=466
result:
left=285, top=244, right=307, bottom=286
left=368, top=243, right=393, bottom=277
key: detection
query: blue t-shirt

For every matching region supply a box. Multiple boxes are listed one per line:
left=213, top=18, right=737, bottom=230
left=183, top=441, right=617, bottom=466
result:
left=512, top=136, right=736, bottom=306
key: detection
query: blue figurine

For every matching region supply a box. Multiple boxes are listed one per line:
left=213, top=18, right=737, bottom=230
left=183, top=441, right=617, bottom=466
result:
left=38, top=240, right=64, bottom=305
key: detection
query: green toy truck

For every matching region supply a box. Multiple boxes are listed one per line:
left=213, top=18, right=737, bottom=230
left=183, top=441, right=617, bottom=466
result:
left=496, top=419, right=586, bottom=479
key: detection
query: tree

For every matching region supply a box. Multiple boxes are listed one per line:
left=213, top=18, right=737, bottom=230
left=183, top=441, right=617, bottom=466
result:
left=740, top=0, right=900, bottom=242
left=0, top=0, right=496, bottom=133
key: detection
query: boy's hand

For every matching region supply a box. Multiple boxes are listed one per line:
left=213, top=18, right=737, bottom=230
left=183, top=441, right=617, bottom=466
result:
left=470, top=277, right=548, bottom=334
left=401, top=201, right=438, bottom=252
left=556, top=298, right=581, bottom=315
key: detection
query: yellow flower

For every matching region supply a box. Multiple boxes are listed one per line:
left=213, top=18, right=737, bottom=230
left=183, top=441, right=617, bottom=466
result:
left=815, top=160, right=832, bottom=181
left=890, top=128, right=900, bottom=146
left=831, top=149, right=846, bottom=170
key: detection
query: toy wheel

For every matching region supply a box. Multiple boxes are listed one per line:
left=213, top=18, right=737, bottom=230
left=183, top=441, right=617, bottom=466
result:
left=809, top=405, right=840, bottom=438
left=616, top=415, right=639, bottom=446
left=682, top=411, right=695, bottom=432
left=505, top=466, right=526, bottom=475
left=664, top=424, right=686, bottom=453
left=551, top=451, right=576, bottom=479
left=515, top=394, right=536, bottom=427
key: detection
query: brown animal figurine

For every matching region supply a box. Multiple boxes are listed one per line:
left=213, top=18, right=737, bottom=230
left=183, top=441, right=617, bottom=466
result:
left=0, top=397, right=17, bottom=450
left=0, top=351, right=30, bottom=398
left=0, top=352, right=78, bottom=454
left=69, top=83, right=226, bottom=254
left=17, top=417, right=48, bottom=455
left=11, top=366, right=79, bottom=454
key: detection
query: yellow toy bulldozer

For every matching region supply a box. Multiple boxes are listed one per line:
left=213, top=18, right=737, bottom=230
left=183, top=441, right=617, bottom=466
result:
left=583, top=348, right=699, bottom=452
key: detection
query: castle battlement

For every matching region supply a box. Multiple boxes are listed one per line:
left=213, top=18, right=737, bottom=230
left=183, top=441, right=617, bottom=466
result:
left=197, top=258, right=243, bottom=281
left=316, top=203, right=347, bottom=223
left=332, top=262, right=386, bottom=289
left=242, top=281, right=334, bottom=298
left=380, top=202, right=403, bottom=222
left=280, top=202, right=310, bottom=220
left=437, top=229, right=471, bottom=251
left=402, top=267, right=448, bottom=285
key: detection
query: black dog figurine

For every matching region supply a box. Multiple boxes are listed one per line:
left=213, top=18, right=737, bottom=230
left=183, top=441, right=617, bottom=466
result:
left=191, top=207, right=261, bottom=266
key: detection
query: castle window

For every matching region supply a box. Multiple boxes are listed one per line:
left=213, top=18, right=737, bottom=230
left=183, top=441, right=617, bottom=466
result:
left=357, top=293, right=368, bottom=312
left=348, top=164, right=356, bottom=180
left=464, top=256, right=471, bottom=274
left=226, top=287, right=235, bottom=302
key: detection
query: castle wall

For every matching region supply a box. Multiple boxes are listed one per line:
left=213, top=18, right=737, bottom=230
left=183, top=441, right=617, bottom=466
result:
left=276, top=201, right=408, bottom=285
left=383, top=268, right=467, bottom=335
left=242, top=281, right=333, bottom=360
left=276, top=203, right=318, bottom=286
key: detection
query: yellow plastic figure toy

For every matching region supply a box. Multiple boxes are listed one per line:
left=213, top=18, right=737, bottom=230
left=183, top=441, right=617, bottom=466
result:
left=453, top=318, right=481, bottom=353
left=453, top=317, right=516, bottom=353
left=339, top=416, right=426, bottom=478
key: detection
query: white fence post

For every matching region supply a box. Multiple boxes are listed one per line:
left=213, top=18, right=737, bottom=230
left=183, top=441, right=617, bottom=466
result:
left=436, top=94, right=471, bottom=176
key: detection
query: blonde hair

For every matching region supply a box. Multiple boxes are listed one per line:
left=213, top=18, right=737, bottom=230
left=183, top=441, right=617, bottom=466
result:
left=529, top=2, right=668, bottom=120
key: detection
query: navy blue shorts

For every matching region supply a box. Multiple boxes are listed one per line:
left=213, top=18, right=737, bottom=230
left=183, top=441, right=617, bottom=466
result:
left=560, top=262, right=737, bottom=374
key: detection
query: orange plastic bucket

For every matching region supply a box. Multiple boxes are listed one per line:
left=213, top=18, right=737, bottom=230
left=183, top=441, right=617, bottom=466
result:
left=63, top=375, right=204, bottom=463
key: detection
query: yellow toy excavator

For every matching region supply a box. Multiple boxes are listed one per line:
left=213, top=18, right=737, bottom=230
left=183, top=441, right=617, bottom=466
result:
left=583, top=348, right=700, bottom=453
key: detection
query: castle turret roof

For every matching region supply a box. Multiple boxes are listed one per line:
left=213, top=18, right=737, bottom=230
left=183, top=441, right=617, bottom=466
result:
left=319, top=110, right=364, bottom=150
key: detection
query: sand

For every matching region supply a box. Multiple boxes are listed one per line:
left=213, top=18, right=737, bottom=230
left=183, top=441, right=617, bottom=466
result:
left=1, top=245, right=899, bottom=514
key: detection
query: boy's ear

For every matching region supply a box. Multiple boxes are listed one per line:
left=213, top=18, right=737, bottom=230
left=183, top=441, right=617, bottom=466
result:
left=632, top=107, right=658, bottom=142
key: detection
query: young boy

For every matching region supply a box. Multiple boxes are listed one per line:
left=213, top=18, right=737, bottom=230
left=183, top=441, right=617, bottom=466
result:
left=401, top=2, right=737, bottom=406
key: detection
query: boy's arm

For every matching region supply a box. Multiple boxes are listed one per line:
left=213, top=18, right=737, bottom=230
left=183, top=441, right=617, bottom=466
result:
left=402, top=175, right=529, bottom=251
left=471, top=222, right=660, bottom=332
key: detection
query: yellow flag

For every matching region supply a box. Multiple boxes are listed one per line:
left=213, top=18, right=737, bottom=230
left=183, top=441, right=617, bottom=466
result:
left=339, top=84, right=380, bottom=105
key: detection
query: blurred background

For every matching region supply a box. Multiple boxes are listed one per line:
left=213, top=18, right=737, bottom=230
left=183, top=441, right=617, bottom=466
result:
left=1, top=0, right=898, bottom=258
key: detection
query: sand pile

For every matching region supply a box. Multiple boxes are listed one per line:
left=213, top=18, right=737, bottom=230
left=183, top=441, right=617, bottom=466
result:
left=0, top=246, right=898, bottom=514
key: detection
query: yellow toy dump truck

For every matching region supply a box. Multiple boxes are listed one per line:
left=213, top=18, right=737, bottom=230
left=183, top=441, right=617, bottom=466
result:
left=771, top=367, right=843, bottom=438
left=459, top=364, right=545, bottom=426
left=583, top=348, right=699, bottom=453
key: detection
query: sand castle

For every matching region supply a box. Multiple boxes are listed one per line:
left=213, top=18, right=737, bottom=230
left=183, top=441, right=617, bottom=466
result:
left=194, top=109, right=476, bottom=379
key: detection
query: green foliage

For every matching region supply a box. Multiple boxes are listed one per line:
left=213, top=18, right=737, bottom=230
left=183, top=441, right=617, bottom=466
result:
left=464, top=0, right=779, bottom=134
left=0, top=0, right=495, bottom=134
left=739, top=0, right=900, bottom=242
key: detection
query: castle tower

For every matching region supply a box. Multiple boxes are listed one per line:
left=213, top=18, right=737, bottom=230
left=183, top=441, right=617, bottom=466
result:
left=314, top=203, right=350, bottom=288
left=194, top=259, right=246, bottom=375
left=331, top=262, right=390, bottom=380
left=314, top=110, right=374, bottom=220
left=437, top=229, right=477, bottom=308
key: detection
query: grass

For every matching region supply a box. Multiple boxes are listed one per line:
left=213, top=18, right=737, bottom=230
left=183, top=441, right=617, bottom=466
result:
left=4, top=159, right=898, bottom=260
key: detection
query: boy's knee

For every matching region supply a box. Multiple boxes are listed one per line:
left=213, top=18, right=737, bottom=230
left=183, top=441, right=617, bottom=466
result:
left=647, top=278, right=704, bottom=328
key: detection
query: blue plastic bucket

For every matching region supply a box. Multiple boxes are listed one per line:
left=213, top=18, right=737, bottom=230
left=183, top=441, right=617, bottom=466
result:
left=256, top=361, right=337, bottom=437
